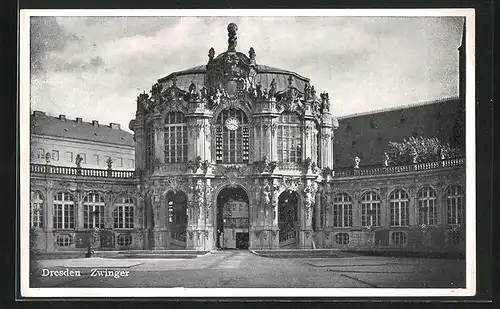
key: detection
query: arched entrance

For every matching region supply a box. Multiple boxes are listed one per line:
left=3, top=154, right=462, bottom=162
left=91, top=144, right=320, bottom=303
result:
left=216, top=186, right=250, bottom=249
left=278, top=190, right=299, bottom=247
left=165, top=190, right=188, bottom=246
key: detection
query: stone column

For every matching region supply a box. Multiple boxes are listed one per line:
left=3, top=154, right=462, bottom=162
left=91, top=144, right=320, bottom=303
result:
left=129, top=119, right=145, bottom=171
left=152, top=116, right=165, bottom=166
left=187, top=107, right=213, bottom=163
left=298, top=180, right=317, bottom=248
left=45, top=184, right=54, bottom=252
left=352, top=191, right=361, bottom=228
left=408, top=186, right=417, bottom=226
left=320, top=112, right=335, bottom=169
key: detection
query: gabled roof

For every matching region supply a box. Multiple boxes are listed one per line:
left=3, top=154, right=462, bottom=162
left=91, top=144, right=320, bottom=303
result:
left=30, top=111, right=134, bottom=147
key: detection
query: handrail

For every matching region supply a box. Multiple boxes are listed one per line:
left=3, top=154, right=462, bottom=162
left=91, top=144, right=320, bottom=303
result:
left=333, top=157, right=465, bottom=178
left=30, top=164, right=136, bottom=179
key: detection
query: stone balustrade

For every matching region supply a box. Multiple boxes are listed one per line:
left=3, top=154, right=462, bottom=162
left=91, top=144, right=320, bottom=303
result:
left=333, top=157, right=465, bottom=178
left=30, top=164, right=136, bottom=179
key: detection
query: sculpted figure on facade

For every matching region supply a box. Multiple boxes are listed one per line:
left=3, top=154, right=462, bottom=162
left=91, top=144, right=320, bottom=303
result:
left=261, top=180, right=272, bottom=208
left=268, top=78, right=277, bottom=99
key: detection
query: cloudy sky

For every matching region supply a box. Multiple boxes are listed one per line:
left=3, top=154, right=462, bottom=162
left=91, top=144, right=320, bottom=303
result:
left=29, top=15, right=464, bottom=132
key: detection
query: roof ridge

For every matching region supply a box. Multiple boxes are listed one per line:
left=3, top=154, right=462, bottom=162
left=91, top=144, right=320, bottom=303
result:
left=336, top=96, right=460, bottom=120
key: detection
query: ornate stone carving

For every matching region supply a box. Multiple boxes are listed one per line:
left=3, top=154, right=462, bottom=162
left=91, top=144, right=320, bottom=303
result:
left=261, top=179, right=272, bottom=208
left=187, top=156, right=202, bottom=173
left=253, top=155, right=277, bottom=174
left=303, top=157, right=318, bottom=174
left=304, top=182, right=318, bottom=208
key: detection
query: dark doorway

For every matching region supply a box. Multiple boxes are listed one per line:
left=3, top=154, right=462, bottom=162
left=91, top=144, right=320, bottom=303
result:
left=216, top=186, right=249, bottom=249
left=236, top=232, right=249, bottom=249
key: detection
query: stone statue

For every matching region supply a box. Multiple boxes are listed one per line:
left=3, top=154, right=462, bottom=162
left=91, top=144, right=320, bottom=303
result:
left=412, top=148, right=418, bottom=163
left=75, top=154, right=83, bottom=168
left=384, top=152, right=389, bottom=167
left=256, top=83, right=263, bottom=98
left=208, top=47, right=215, bottom=61
left=261, top=181, right=271, bottom=207
left=440, top=148, right=446, bottom=160
left=200, top=86, right=208, bottom=99
left=354, top=156, right=360, bottom=169
left=268, top=78, right=277, bottom=98
left=311, top=85, right=316, bottom=99
left=249, top=47, right=256, bottom=63
left=304, top=81, right=311, bottom=100
left=189, top=81, right=197, bottom=95
left=106, top=157, right=113, bottom=170
left=227, top=23, right=238, bottom=51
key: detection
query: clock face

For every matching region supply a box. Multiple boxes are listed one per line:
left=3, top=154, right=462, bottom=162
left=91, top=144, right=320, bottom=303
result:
left=225, top=117, right=240, bottom=131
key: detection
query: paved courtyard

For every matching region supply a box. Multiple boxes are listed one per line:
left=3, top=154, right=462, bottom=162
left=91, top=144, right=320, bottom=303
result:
left=30, top=250, right=466, bottom=288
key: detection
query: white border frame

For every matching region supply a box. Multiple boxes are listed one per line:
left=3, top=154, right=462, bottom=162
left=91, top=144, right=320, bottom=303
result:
left=20, top=8, right=476, bottom=298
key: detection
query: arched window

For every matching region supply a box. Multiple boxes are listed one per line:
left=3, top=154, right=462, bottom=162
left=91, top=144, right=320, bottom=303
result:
left=164, top=112, right=188, bottom=163
left=447, top=185, right=464, bottom=225
left=361, top=191, right=380, bottom=227
left=389, top=189, right=409, bottom=226
left=332, top=193, right=352, bottom=227
left=215, top=109, right=249, bottom=163
left=145, top=122, right=155, bottom=169
left=30, top=191, right=44, bottom=228
left=53, top=192, right=75, bottom=229
left=391, top=231, right=407, bottom=245
left=83, top=193, right=105, bottom=229
left=113, top=196, right=135, bottom=229
left=417, top=186, right=437, bottom=226
left=277, top=112, right=302, bottom=163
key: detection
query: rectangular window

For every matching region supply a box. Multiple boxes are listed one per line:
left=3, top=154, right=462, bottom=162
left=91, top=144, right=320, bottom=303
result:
left=51, top=150, right=59, bottom=161
left=83, top=205, right=105, bottom=229
left=332, top=204, right=352, bottom=227
left=53, top=204, right=75, bottom=229
left=390, top=202, right=409, bottom=226
left=128, top=159, right=134, bottom=168
left=361, top=203, right=381, bottom=227
left=447, top=196, right=464, bottom=225
left=37, top=148, right=45, bottom=159
left=65, top=151, right=73, bottom=163
left=117, top=157, right=123, bottom=167
left=113, top=206, right=135, bottom=229
left=94, top=154, right=99, bottom=166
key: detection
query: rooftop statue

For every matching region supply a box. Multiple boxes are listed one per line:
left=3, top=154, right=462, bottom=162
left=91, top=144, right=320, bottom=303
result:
left=227, top=23, right=238, bottom=51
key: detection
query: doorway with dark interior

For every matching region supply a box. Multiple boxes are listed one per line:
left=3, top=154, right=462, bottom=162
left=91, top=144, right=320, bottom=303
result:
left=216, top=186, right=249, bottom=250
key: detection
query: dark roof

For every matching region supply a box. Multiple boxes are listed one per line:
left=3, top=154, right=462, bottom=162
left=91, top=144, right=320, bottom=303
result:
left=31, top=111, right=134, bottom=147
left=158, top=63, right=310, bottom=84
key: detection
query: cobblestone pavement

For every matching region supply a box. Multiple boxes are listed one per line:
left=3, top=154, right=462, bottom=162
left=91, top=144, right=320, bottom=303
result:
left=30, top=250, right=466, bottom=289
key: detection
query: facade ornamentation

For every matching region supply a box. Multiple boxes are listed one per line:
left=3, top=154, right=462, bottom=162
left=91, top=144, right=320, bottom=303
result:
left=261, top=179, right=272, bottom=208
left=254, top=155, right=277, bottom=173
left=187, top=156, right=202, bottom=173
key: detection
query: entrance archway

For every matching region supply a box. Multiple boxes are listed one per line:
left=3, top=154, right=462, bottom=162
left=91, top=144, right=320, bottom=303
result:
left=165, top=190, right=188, bottom=244
left=278, top=190, right=299, bottom=246
left=216, top=186, right=249, bottom=249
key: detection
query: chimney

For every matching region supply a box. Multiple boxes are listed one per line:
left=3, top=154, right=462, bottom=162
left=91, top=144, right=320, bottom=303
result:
left=33, top=111, right=46, bottom=117
left=92, top=120, right=99, bottom=126
left=59, top=114, right=66, bottom=121
left=76, top=117, right=82, bottom=124
left=110, top=123, right=120, bottom=130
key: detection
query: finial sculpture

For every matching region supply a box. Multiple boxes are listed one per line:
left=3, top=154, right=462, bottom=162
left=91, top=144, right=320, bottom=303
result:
left=75, top=154, right=83, bottom=168
left=227, top=23, right=238, bottom=51
left=208, top=47, right=215, bottom=61
left=384, top=152, right=389, bottom=167
left=354, top=156, right=361, bottom=169
left=249, top=47, right=256, bottom=62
